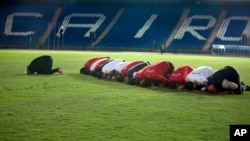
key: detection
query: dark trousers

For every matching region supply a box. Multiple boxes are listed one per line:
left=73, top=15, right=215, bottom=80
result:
left=27, top=55, right=58, bottom=74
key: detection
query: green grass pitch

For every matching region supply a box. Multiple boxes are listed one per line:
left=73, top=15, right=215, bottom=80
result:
left=0, top=50, right=250, bottom=141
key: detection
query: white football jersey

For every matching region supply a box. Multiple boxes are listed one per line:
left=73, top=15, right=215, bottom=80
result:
left=185, top=66, right=214, bottom=85
left=114, top=62, right=130, bottom=73
left=102, top=59, right=124, bottom=74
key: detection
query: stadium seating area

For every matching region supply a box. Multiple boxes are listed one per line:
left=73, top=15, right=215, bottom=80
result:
left=55, top=5, right=119, bottom=47
left=168, top=7, right=220, bottom=52
left=97, top=5, right=183, bottom=50
left=213, top=7, right=250, bottom=45
left=0, top=3, right=250, bottom=55
left=0, top=5, right=56, bottom=46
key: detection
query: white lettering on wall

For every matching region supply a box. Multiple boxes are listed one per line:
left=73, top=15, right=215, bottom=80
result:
left=57, top=13, right=106, bottom=37
left=4, top=12, right=43, bottom=36
left=134, top=14, right=158, bottom=38
left=216, top=16, right=250, bottom=41
left=3, top=11, right=250, bottom=44
left=175, top=15, right=216, bottom=40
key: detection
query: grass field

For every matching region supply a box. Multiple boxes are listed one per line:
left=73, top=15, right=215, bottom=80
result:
left=0, top=49, right=250, bottom=141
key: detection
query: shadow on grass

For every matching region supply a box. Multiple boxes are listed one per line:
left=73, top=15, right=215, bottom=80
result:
left=140, top=86, right=240, bottom=97
left=66, top=73, right=96, bottom=81
left=14, top=73, right=62, bottom=77
left=56, top=73, right=243, bottom=97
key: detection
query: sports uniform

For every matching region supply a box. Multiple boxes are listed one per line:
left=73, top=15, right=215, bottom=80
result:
left=89, top=57, right=110, bottom=77
left=80, top=57, right=108, bottom=75
left=126, top=61, right=150, bottom=85
left=134, top=61, right=174, bottom=87
left=168, top=65, right=193, bottom=89
left=116, top=61, right=143, bottom=82
left=109, top=61, right=131, bottom=80
left=185, top=66, right=214, bottom=90
left=94, top=60, right=113, bottom=79
left=101, top=59, right=124, bottom=79
left=114, top=61, right=130, bottom=75
left=121, top=61, right=143, bottom=78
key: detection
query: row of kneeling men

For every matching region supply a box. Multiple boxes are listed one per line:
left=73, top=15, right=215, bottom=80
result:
left=79, top=56, right=250, bottom=95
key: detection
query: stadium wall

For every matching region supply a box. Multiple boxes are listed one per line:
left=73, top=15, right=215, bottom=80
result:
left=0, top=2, right=250, bottom=56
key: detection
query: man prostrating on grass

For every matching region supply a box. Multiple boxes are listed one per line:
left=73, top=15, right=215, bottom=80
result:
left=207, top=66, right=250, bottom=94
left=25, top=55, right=64, bottom=75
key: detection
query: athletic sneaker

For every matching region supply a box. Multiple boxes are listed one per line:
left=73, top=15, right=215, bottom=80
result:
left=58, top=67, right=64, bottom=74
left=222, top=79, right=238, bottom=89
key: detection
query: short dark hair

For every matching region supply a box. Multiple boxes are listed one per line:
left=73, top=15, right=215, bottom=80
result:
left=96, top=72, right=103, bottom=79
left=152, top=80, right=161, bottom=86
left=141, top=79, right=152, bottom=88
left=128, top=78, right=136, bottom=85
left=90, top=70, right=97, bottom=77
left=26, top=67, right=34, bottom=75
left=185, top=82, right=194, bottom=91
left=169, top=81, right=177, bottom=89
left=80, top=67, right=90, bottom=75
left=116, top=74, right=124, bottom=82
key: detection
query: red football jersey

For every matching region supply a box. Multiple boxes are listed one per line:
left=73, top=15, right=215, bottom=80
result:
left=94, top=58, right=110, bottom=70
left=84, top=57, right=108, bottom=69
left=135, top=61, right=172, bottom=83
left=121, top=61, right=143, bottom=77
left=168, top=65, right=193, bottom=84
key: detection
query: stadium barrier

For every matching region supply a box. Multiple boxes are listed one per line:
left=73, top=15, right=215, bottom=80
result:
left=211, top=44, right=250, bottom=56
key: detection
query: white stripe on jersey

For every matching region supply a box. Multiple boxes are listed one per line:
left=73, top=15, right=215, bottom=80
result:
left=90, top=58, right=109, bottom=71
